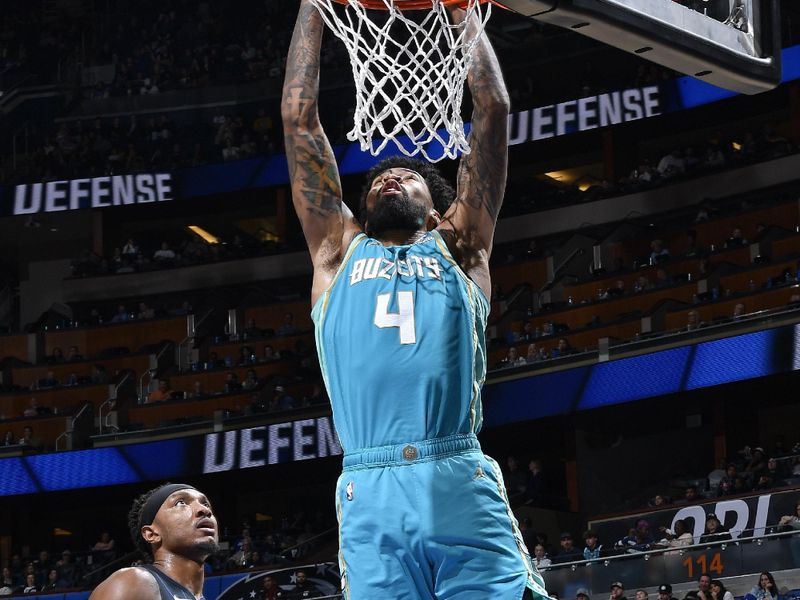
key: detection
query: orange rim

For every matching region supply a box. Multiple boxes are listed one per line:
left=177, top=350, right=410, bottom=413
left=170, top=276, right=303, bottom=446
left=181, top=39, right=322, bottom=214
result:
left=331, top=0, right=495, bottom=10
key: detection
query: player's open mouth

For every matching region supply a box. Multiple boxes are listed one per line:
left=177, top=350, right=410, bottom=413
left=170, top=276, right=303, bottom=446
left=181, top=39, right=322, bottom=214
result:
left=196, top=518, right=215, bottom=533
left=380, top=180, right=403, bottom=195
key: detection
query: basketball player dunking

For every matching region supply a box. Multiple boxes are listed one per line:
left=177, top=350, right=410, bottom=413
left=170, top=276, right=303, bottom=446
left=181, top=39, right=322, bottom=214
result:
left=282, top=1, right=550, bottom=598
left=89, top=484, right=218, bottom=600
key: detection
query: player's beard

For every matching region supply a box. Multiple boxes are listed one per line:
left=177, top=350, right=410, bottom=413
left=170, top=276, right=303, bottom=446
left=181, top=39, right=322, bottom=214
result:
left=365, top=190, right=428, bottom=237
left=188, top=538, right=220, bottom=561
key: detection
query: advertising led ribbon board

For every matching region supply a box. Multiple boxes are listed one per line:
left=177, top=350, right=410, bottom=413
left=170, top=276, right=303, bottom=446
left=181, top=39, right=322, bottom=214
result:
left=1, top=322, right=799, bottom=496
left=0, top=416, right=342, bottom=497
left=3, top=45, right=800, bottom=217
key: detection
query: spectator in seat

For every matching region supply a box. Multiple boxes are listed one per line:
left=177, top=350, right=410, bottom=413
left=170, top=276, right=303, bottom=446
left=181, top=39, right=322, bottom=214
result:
left=153, top=241, right=176, bottom=263
left=657, top=149, right=686, bottom=178
left=699, top=513, right=732, bottom=545
left=657, top=585, right=676, bottom=600
left=577, top=590, right=591, bottom=600
left=93, top=531, right=115, bottom=552
left=659, top=518, right=693, bottom=549
left=633, top=275, right=652, bottom=293
left=66, top=346, right=83, bottom=362
left=609, top=582, right=628, bottom=600
left=724, top=227, right=748, bottom=249
left=754, top=472, right=776, bottom=491
left=654, top=267, right=673, bottom=288
left=606, top=280, right=625, bottom=298
left=259, top=575, right=282, bottom=600
left=277, top=312, right=299, bottom=336
left=617, top=519, right=654, bottom=552
left=777, top=499, right=800, bottom=564
left=708, top=458, right=727, bottom=490
left=582, top=530, right=604, bottom=560
left=710, top=580, right=733, bottom=600
left=290, top=570, right=322, bottom=598
left=695, top=575, right=712, bottom=600
left=22, top=573, right=38, bottom=593
left=504, top=456, right=527, bottom=496
left=34, top=551, right=51, bottom=586
left=552, top=532, right=581, bottom=564
left=40, top=569, right=64, bottom=591
left=35, top=371, right=60, bottom=390
left=224, top=372, right=243, bottom=393
left=2, top=431, right=14, bottom=446
left=519, top=321, right=536, bottom=342
left=137, top=303, right=155, bottom=320
left=23, top=398, right=41, bottom=418
left=273, top=386, right=295, bottom=411
left=147, top=379, right=172, bottom=403
left=732, top=476, right=748, bottom=494
left=525, top=343, right=541, bottom=364
left=19, top=426, right=43, bottom=452
left=717, top=463, right=738, bottom=495
left=649, top=239, right=670, bottom=264
left=244, top=318, right=263, bottom=339
left=551, top=338, right=575, bottom=358
left=91, top=365, right=108, bottom=385
left=264, top=345, right=279, bottom=362
left=525, top=459, right=547, bottom=506
left=686, top=310, right=704, bottom=332
left=650, top=494, right=669, bottom=508
left=121, top=238, right=139, bottom=257
left=532, top=543, right=551, bottom=569
left=49, top=347, right=65, bottom=363
left=747, top=572, right=779, bottom=600
left=242, top=369, right=260, bottom=391
left=111, top=305, right=130, bottom=323
left=55, top=550, right=77, bottom=587
left=500, top=346, right=526, bottom=368
left=189, top=381, right=205, bottom=399
left=239, top=346, right=256, bottom=365
left=304, top=383, right=328, bottom=407
left=744, top=447, right=768, bottom=483
left=0, top=567, right=14, bottom=589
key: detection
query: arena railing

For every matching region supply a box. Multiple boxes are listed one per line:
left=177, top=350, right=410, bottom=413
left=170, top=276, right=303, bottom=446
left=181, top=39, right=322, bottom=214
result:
left=539, top=527, right=800, bottom=597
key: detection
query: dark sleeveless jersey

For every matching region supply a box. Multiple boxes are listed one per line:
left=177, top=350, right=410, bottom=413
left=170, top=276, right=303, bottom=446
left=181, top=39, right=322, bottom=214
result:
left=136, top=564, right=204, bottom=600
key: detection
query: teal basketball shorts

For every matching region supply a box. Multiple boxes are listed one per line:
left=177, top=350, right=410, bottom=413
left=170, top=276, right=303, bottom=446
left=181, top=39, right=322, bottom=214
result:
left=334, top=433, right=550, bottom=600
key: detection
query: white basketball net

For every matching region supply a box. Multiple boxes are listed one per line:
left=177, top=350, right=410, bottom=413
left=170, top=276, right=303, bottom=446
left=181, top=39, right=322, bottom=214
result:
left=310, top=0, right=491, bottom=162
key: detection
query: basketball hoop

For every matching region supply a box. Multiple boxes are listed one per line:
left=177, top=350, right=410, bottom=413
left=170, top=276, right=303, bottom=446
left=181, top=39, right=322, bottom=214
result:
left=310, top=0, right=493, bottom=162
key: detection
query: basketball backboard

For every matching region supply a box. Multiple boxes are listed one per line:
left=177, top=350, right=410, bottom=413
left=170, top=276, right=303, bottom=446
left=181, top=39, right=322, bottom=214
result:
left=497, top=0, right=781, bottom=94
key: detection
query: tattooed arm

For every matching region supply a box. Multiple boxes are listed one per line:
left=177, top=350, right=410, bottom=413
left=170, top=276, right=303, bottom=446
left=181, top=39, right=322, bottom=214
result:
left=438, top=8, right=509, bottom=300
left=281, top=0, right=361, bottom=303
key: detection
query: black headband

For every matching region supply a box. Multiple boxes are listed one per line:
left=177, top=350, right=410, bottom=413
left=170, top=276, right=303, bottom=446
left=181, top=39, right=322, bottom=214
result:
left=140, top=484, right=197, bottom=529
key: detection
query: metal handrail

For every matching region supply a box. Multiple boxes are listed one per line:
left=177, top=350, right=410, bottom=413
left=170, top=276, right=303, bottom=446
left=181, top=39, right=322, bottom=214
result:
left=177, top=309, right=214, bottom=372
left=79, top=550, right=139, bottom=584
left=277, top=525, right=338, bottom=559
left=538, top=523, right=800, bottom=570
left=55, top=402, right=92, bottom=451
left=154, top=341, right=172, bottom=362
left=98, top=371, right=132, bottom=434
left=138, top=342, right=173, bottom=402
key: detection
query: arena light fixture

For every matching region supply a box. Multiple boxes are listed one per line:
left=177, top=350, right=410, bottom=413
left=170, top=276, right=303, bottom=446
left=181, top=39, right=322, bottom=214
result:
left=187, top=225, right=220, bottom=245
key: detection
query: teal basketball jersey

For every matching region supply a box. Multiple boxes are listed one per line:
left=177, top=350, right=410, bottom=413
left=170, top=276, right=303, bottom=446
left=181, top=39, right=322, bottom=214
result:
left=311, top=230, right=489, bottom=452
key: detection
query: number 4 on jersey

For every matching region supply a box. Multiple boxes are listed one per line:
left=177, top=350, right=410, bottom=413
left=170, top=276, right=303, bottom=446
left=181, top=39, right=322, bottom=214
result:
left=374, top=291, right=416, bottom=344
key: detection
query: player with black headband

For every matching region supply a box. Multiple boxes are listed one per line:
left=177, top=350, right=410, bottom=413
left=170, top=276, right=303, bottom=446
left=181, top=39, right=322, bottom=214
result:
left=89, top=483, right=218, bottom=600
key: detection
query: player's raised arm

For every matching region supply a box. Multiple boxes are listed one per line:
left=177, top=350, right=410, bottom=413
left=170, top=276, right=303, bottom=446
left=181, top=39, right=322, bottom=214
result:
left=281, top=0, right=361, bottom=299
left=438, top=8, right=510, bottom=298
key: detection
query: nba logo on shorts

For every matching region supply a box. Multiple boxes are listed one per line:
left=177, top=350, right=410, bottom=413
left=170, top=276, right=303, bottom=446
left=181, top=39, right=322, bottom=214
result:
left=346, top=481, right=354, bottom=501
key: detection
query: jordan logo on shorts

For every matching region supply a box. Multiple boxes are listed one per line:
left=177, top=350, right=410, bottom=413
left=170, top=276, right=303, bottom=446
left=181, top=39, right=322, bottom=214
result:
left=346, top=481, right=354, bottom=501
left=474, top=464, right=485, bottom=479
